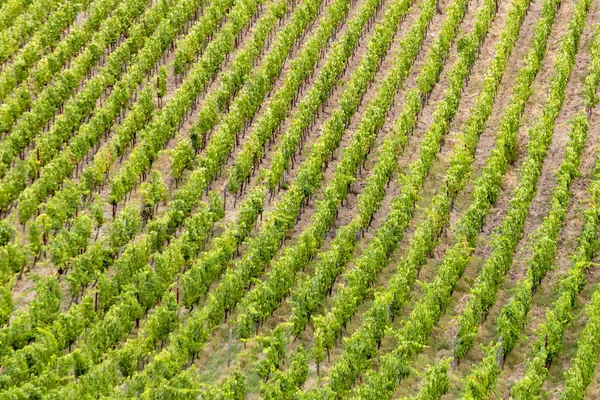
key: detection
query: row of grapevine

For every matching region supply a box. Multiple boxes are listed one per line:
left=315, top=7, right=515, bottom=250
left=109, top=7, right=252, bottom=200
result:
left=134, top=368, right=247, bottom=400
left=175, top=0, right=414, bottom=324
left=453, top=0, right=591, bottom=363
left=25, top=0, right=283, bottom=241
left=309, top=0, right=498, bottom=380
left=51, top=188, right=265, bottom=399
left=0, top=275, right=61, bottom=357
left=37, top=89, right=155, bottom=239
left=179, top=186, right=266, bottom=306
left=234, top=0, right=435, bottom=340
left=2, top=0, right=248, bottom=390
left=0, top=205, right=143, bottom=378
left=0, top=0, right=92, bottom=102
left=11, top=0, right=216, bottom=182
left=170, top=0, right=347, bottom=200
left=194, top=0, right=420, bottom=335
left=25, top=0, right=314, bottom=359
left=47, top=0, right=330, bottom=365
left=462, top=111, right=588, bottom=399
left=28, top=3, right=300, bottom=378
left=2, top=176, right=192, bottom=384
left=205, top=372, right=247, bottom=400
left=289, top=0, right=471, bottom=337
left=510, top=197, right=600, bottom=396
left=350, top=0, right=588, bottom=397
left=0, top=0, right=152, bottom=179
left=190, top=0, right=409, bottom=326
left=106, top=0, right=350, bottom=323
left=2, top=0, right=598, bottom=395
left=204, top=0, right=430, bottom=387
left=170, top=0, right=358, bottom=185
left=560, top=289, right=600, bottom=399
left=249, top=326, right=308, bottom=399
left=261, top=0, right=420, bottom=192
left=6, top=9, right=178, bottom=221
left=0, top=221, right=25, bottom=325
left=0, top=0, right=151, bottom=137
left=9, top=0, right=270, bottom=273
left=2, top=183, right=218, bottom=386
left=484, top=114, right=595, bottom=385
left=584, top=24, right=600, bottom=110
left=260, top=347, right=309, bottom=399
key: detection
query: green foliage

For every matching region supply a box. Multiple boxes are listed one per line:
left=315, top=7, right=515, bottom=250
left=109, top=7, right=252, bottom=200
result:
left=0, top=220, right=16, bottom=246
left=157, top=66, right=167, bottom=99
left=0, top=283, right=13, bottom=325
left=167, top=139, right=194, bottom=183
left=30, top=276, right=61, bottom=326
left=409, top=358, right=451, bottom=400
left=0, top=242, right=27, bottom=277
left=89, top=195, right=105, bottom=229
left=48, top=214, right=92, bottom=272
left=261, top=346, right=309, bottom=399
left=255, top=325, right=286, bottom=380
left=139, top=170, right=168, bottom=221
left=0, top=0, right=112, bottom=102
left=189, top=0, right=288, bottom=151
left=108, top=206, right=141, bottom=250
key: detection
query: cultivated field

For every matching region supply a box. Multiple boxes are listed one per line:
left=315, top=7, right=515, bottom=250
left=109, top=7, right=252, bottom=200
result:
left=0, top=0, right=599, bottom=398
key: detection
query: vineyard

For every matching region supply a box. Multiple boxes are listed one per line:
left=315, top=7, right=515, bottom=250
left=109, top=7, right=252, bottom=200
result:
left=0, top=0, right=600, bottom=397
